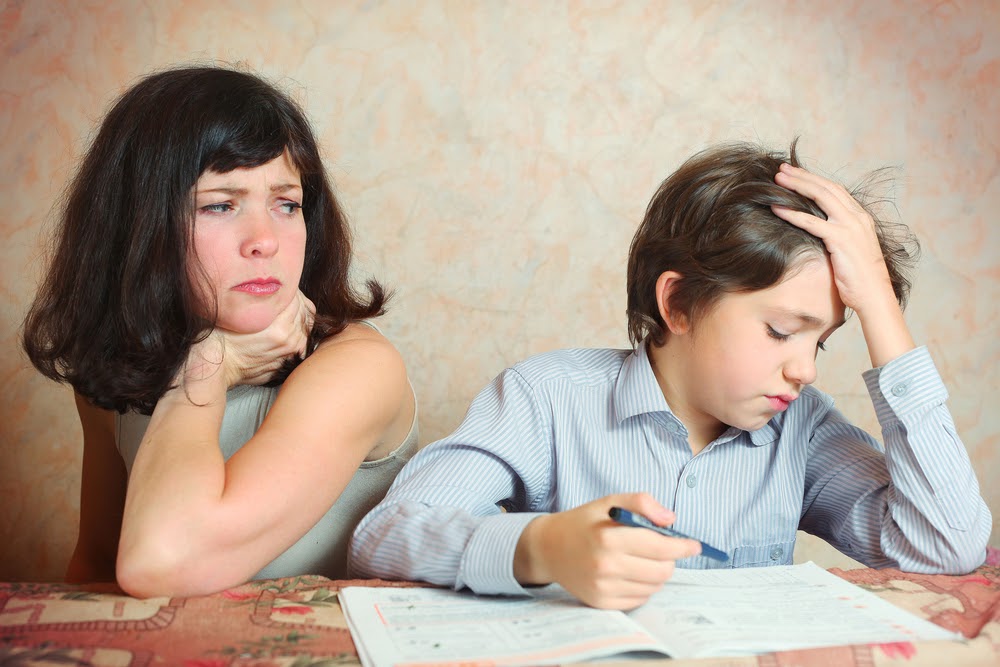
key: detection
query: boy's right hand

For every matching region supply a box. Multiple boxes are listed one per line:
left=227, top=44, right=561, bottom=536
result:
left=514, top=493, right=701, bottom=610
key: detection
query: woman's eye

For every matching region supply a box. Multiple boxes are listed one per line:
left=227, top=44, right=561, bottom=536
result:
left=817, top=341, right=828, bottom=352
left=200, top=203, right=233, bottom=214
left=278, top=201, right=303, bottom=215
left=766, top=325, right=790, bottom=342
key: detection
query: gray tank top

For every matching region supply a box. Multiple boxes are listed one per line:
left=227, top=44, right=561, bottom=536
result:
left=116, top=363, right=418, bottom=580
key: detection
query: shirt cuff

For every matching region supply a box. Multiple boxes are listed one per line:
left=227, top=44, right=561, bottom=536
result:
left=457, top=512, right=547, bottom=596
left=862, top=346, right=948, bottom=425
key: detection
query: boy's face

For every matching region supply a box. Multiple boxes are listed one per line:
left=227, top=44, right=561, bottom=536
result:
left=658, top=255, right=845, bottom=439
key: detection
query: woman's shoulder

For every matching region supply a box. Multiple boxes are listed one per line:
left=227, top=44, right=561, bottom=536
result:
left=311, top=321, right=403, bottom=362
left=284, top=320, right=409, bottom=398
left=281, top=321, right=414, bottom=459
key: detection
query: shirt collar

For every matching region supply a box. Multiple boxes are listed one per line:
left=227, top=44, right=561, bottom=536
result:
left=612, top=340, right=778, bottom=447
left=612, top=341, right=676, bottom=424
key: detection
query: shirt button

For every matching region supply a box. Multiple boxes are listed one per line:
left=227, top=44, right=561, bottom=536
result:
left=770, top=547, right=784, bottom=560
left=686, top=475, right=697, bottom=488
left=891, top=382, right=908, bottom=397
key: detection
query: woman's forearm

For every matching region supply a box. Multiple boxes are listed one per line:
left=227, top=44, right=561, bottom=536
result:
left=116, top=346, right=235, bottom=595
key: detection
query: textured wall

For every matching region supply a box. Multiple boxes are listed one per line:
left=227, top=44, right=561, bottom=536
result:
left=1, top=0, right=996, bottom=581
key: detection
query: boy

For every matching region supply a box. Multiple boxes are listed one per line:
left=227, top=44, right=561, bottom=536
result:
left=349, top=141, right=990, bottom=610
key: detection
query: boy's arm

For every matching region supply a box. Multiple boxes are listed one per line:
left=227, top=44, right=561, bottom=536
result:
left=351, top=361, right=703, bottom=608
left=800, top=346, right=991, bottom=573
left=349, top=368, right=555, bottom=596
left=774, top=164, right=990, bottom=572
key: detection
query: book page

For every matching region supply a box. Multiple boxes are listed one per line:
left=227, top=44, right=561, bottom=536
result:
left=339, top=585, right=666, bottom=667
left=340, top=563, right=963, bottom=666
left=629, top=562, right=961, bottom=657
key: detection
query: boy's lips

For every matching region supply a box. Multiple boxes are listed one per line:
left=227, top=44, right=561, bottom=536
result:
left=766, top=394, right=797, bottom=412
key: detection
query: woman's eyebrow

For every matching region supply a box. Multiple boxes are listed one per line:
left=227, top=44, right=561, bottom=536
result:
left=197, top=183, right=302, bottom=196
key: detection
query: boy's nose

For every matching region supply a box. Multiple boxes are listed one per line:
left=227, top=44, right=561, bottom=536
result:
left=784, top=350, right=817, bottom=387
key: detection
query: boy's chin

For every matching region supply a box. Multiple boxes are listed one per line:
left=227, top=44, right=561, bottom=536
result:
left=731, top=414, right=774, bottom=433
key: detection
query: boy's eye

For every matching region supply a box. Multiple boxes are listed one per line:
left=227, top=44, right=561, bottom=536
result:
left=766, top=325, right=790, bottom=342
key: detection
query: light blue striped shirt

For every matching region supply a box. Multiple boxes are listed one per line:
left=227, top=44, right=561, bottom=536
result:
left=349, top=343, right=990, bottom=596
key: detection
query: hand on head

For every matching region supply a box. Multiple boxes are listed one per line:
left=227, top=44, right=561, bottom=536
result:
left=771, top=164, right=897, bottom=317
left=515, top=493, right=700, bottom=610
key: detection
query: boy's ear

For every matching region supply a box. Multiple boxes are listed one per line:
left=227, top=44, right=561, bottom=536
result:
left=655, top=271, right=690, bottom=335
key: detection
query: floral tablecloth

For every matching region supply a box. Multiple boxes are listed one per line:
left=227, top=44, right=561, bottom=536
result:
left=2, top=562, right=999, bottom=666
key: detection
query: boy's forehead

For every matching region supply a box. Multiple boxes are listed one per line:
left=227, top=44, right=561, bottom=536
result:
left=739, top=262, right=846, bottom=329
left=765, top=304, right=847, bottom=330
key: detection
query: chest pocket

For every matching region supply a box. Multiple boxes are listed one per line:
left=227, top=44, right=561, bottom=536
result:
left=730, top=539, right=796, bottom=568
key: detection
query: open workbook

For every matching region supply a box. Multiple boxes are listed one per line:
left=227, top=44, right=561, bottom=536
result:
left=340, top=562, right=961, bottom=667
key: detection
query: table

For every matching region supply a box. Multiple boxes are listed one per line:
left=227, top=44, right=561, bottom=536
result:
left=2, top=562, right=999, bottom=666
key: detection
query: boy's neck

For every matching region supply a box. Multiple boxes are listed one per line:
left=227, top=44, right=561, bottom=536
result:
left=646, top=340, right=720, bottom=455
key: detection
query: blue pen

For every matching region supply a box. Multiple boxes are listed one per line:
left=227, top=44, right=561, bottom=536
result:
left=609, top=507, right=728, bottom=562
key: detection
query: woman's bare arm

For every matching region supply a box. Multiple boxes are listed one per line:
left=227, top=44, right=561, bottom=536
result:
left=116, top=320, right=413, bottom=598
left=66, top=394, right=127, bottom=583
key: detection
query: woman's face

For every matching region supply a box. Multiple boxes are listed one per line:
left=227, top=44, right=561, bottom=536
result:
left=189, top=151, right=307, bottom=333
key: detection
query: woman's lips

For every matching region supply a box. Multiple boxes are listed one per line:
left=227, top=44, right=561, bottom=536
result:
left=233, top=278, right=281, bottom=295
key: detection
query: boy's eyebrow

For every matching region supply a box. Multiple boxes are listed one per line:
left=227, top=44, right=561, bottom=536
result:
left=772, top=308, right=846, bottom=329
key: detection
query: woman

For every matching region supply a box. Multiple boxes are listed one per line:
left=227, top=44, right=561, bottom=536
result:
left=22, top=65, right=417, bottom=598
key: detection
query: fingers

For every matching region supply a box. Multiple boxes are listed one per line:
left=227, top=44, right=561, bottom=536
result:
left=212, top=291, right=316, bottom=386
left=606, top=492, right=675, bottom=527
left=773, top=164, right=868, bottom=232
left=770, top=203, right=824, bottom=236
left=579, top=559, right=676, bottom=610
left=532, top=494, right=704, bottom=609
left=599, top=492, right=700, bottom=560
left=775, top=163, right=862, bottom=214
left=573, top=532, right=685, bottom=610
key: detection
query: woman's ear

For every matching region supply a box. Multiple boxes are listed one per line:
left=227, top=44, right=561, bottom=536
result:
left=655, top=271, right=690, bottom=335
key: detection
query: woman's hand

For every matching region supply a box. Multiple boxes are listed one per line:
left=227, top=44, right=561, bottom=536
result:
left=514, top=493, right=700, bottom=609
left=220, top=291, right=315, bottom=387
left=772, top=164, right=915, bottom=366
left=185, top=291, right=316, bottom=389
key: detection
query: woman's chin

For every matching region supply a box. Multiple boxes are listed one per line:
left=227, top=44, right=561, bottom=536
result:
left=215, top=313, right=279, bottom=335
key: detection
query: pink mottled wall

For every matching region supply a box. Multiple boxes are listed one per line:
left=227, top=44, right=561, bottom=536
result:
left=1, top=1, right=996, bottom=581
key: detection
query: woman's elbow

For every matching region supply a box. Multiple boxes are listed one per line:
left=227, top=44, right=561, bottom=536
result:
left=116, top=536, right=237, bottom=598
left=115, top=539, right=190, bottom=598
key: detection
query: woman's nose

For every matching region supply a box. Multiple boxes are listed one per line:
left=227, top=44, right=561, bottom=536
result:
left=240, top=212, right=278, bottom=258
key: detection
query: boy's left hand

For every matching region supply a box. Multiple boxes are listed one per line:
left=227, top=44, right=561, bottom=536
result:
left=771, top=163, right=896, bottom=317
left=772, top=163, right=917, bottom=367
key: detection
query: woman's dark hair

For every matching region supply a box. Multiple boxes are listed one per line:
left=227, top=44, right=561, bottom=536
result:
left=22, top=65, right=387, bottom=414
left=626, top=140, right=919, bottom=348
